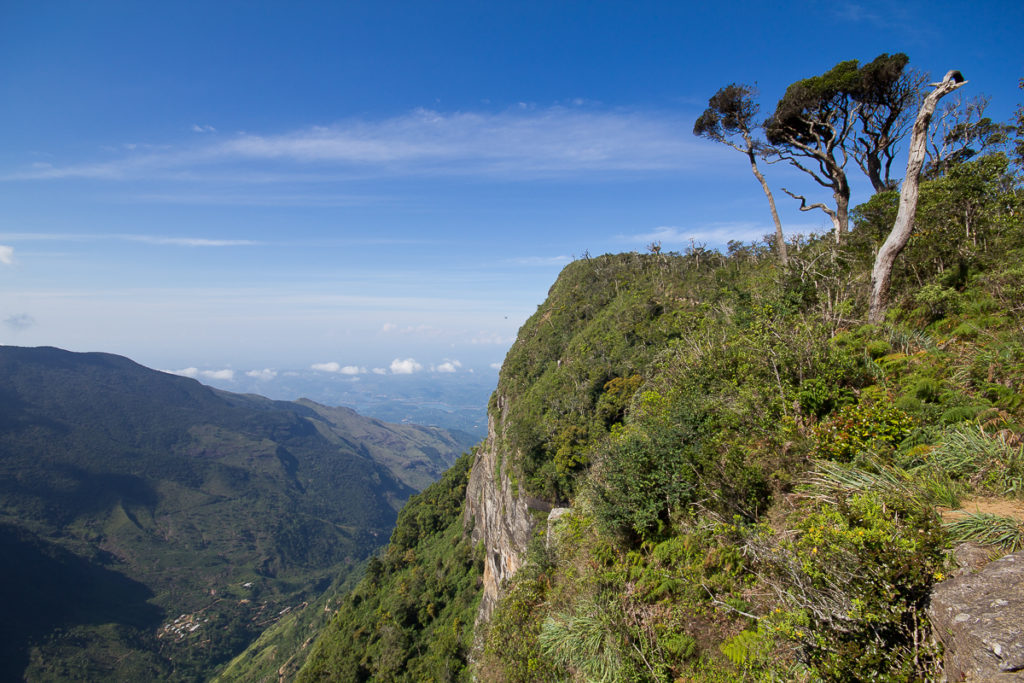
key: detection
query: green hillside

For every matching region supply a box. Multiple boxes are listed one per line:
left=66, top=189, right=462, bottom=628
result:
left=297, top=143, right=1024, bottom=680
left=0, top=346, right=472, bottom=680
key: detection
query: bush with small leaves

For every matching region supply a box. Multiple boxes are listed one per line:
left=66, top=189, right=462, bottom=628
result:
left=813, top=400, right=915, bottom=462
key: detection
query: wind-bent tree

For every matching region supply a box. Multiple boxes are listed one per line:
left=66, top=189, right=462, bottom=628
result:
left=766, top=60, right=861, bottom=242
left=853, top=53, right=925, bottom=192
left=869, top=70, right=967, bottom=323
left=767, top=55, right=923, bottom=242
left=694, top=84, right=788, bottom=265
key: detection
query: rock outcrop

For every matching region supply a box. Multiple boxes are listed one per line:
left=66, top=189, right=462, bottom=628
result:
left=929, top=550, right=1024, bottom=681
left=464, top=393, right=547, bottom=623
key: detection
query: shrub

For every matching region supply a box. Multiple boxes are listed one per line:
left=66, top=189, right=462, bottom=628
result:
left=591, top=391, right=709, bottom=540
left=865, top=340, right=890, bottom=359
left=813, top=400, right=914, bottom=462
left=750, top=491, right=944, bottom=681
left=592, top=391, right=768, bottom=541
left=911, top=378, right=941, bottom=403
left=914, top=284, right=962, bottom=322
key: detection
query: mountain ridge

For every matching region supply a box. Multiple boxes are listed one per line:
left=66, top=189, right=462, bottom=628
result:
left=0, top=344, right=474, bottom=680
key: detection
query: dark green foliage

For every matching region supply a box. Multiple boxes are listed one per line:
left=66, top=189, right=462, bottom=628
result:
left=592, top=390, right=767, bottom=540
left=766, top=53, right=909, bottom=152
left=497, top=252, right=734, bottom=502
left=857, top=53, right=911, bottom=105
left=766, top=59, right=863, bottom=146
left=693, top=83, right=759, bottom=141
left=912, top=378, right=942, bottom=403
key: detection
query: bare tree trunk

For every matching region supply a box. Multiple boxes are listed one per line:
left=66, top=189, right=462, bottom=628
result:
left=868, top=71, right=966, bottom=323
left=866, top=152, right=885, bottom=193
left=748, top=149, right=788, bottom=266
left=833, top=177, right=850, bottom=243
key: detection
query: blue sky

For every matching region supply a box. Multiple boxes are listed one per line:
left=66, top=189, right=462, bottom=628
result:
left=1, top=0, right=1022, bottom=380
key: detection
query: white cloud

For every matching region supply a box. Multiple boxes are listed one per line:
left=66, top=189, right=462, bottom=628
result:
left=6, top=106, right=711, bottom=182
left=372, top=367, right=388, bottom=375
left=0, top=245, right=14, bottom=265
left=124, top=235, right=260, bottom=247
left=201, top=369, right=235, bottom=381
left=311, top=361, right=366, bottom=374
left=3, top=313, right=35, bottom=330
left=167, top=368, right=236, bottom=381
left=246, top=368, right=277, bottom=380
left=192, top=124, right=217, bottom=133
left=378, top=323, right=443, bottom=337
left=219, top=108, right=700, bottom=175
left=0, top=233, right=258, bottom=247
left=436, top=360, right=462, bottom=373
left=311, top=361, right=341, bottom=372
left=489, top=362, right=503, bottom=370
left=390, top=358, right=423, bottom=374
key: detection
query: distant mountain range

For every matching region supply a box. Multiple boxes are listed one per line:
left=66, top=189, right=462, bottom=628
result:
left=0, top=345, right=477, bottom=681
left=195, top=367, right=494, bottom=439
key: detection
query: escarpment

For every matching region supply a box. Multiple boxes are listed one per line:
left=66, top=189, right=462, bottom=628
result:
left=464, top=393, right=547, bottom=623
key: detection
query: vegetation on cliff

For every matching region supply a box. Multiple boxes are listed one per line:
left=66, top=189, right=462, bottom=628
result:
left=297, top=453, right=482, bottom=681
left=295, top=75, right=1024, bottom=681
left=471, top=153, right=1023, bottom=682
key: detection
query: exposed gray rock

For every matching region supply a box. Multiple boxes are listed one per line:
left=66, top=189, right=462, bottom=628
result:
left=929, top=550, right=1024, bottom=681
left=463, top=393, right=540, bottom=624
left=951, top=542, right=1001, bottom=578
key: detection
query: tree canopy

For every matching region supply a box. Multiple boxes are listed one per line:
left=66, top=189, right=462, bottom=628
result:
left=694, top=84, right=787, bottom=264
left=766, top=54, right=916, bottom=241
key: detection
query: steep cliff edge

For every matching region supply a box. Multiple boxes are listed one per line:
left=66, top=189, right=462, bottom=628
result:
left=464, top=394, right=543, bottom=623
left=463, top=253, right=694, bottom=624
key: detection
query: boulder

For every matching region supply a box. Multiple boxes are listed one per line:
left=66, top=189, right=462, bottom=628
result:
left=929, top=550, right=1024, bottom=681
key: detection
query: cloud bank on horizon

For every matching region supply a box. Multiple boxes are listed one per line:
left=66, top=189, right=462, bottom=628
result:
left=307, top=357, right=468, bottom=376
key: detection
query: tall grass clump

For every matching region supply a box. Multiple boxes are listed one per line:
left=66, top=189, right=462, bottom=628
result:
left=945, top=513, right=1024, bottom=551
left=920, top=427, right=1024, bottom=497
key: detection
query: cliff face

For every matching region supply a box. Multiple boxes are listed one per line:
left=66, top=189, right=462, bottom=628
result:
left=463, top=393, right=541, bottom=623
left=461, top=254, right=668, bottom=624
